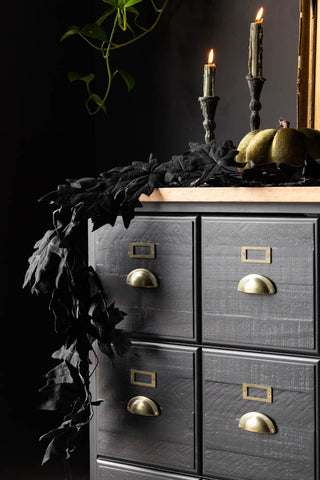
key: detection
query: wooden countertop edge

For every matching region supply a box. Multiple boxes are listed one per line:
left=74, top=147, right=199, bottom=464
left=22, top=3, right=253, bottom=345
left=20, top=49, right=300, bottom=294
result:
left=139, top=187, right=320, bottom=203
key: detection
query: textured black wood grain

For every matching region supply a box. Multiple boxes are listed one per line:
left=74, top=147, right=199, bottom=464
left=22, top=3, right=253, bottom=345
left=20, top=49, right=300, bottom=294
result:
left=202, top=217, right=318, bottom=351
left=89, top=216, right=197, bottom=341
left=202, top=349, right=318, bottom=480
left=89, top=205, right=320, bottom=480
left=96, top=460, right=203, bottom=480
left=95, top=343, right=199, bottom=473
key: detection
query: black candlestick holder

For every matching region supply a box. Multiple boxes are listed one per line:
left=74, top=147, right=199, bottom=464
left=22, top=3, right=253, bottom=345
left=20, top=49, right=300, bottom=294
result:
left=246, top=76, right=265, bottom=131
left=198, top=96, right=219, bottom=144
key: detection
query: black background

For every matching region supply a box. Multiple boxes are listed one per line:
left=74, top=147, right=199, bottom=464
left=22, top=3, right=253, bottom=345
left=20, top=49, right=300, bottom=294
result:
left=1, top=1, right=298, bottom=478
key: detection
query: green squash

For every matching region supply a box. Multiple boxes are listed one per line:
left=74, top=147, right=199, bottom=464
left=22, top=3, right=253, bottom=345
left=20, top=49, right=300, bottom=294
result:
left=236, top=127, right=320, bottom=170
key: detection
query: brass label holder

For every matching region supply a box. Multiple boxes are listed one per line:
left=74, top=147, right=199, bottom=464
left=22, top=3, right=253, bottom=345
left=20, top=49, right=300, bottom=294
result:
left=242, top=383, right=272, bottom=403
left=130, top=369, right=156, bottom=388
left=129, top=243, right=155, bottom=259
left=241, top=246, right=271, bottom=264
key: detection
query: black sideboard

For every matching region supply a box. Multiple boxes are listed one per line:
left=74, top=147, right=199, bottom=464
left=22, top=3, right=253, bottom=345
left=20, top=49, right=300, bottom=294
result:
left=89, top=187, right=320, bottom=480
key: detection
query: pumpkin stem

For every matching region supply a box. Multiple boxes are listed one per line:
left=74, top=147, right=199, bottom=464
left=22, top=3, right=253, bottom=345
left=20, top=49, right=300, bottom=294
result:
left=278, top=117, right=290, bottom=128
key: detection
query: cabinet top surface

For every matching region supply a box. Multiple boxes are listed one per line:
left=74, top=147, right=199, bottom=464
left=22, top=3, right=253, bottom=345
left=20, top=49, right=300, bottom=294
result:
left=139, top=187, right=320, bottom=203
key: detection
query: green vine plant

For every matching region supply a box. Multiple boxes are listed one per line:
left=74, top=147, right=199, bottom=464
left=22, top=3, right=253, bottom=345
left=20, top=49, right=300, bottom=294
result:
left=61, top=0, right=169, bottom=115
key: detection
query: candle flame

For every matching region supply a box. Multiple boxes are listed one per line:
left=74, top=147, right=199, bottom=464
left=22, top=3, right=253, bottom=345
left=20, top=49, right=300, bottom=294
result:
left=208, top=49, right=214, bottom=64
left=255, top=7, right=263, bottom=22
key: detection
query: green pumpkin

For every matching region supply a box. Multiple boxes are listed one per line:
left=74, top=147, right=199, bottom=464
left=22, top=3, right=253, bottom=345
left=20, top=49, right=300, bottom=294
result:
left=236, top=127, right=320, bottom=170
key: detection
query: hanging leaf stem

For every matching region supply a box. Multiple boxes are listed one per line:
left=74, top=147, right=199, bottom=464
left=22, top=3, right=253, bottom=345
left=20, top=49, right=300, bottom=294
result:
left=110, top=0, right=169, bottom=49
left=62, top=0, right=169, bottom=114
left=77, top=33, right=103, bottom=51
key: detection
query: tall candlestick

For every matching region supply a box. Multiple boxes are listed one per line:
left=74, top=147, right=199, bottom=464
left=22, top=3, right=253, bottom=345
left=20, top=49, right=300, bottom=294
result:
left=203, top=49, right=216, bottom=97
left=248, top=7, right=264, bottom=78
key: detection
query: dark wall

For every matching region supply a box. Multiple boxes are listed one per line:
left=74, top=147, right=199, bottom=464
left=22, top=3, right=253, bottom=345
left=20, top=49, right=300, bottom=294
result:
left=2, top=0, right=299, bottom=479
left=95, top=0, right=299, bottom=170
left=1, top=0, right=94, bottom=478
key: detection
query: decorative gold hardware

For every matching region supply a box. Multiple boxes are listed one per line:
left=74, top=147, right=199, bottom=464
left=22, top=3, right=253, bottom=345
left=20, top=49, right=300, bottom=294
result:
left=239, top=412, right=277, bottom=434
left=130, top=369, right=156, bottom=388
left=129, top=243, right=155, bottom=259
left=241, top=246, right=271, bottom=264
left=242, top=384, right=272, bottom=403
left=126, top=268, right=159, bottom=288
left=237, top=274, right=276, bottom=295
left=127, top=396, right=160, bottom=417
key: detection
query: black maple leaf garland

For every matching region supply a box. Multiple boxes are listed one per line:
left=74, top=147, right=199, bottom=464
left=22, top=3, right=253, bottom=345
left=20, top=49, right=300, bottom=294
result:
left=23, top=138, right=320, bottom=465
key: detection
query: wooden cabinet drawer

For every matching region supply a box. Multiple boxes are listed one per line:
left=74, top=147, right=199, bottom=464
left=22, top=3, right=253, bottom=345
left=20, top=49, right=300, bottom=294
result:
left=90, top=216, right=197, bottom=341
left=95, top=460, right=202, bottom=480
left=202, top=217, right=318, bottom=351
left=94, top=343, right=199, bottom=473
left=203, top=349, right=318, bottom=480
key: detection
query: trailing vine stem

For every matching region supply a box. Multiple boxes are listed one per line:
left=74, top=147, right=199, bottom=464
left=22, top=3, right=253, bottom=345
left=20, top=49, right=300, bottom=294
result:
left=109, top=0, right=169, bottom=50
left=77, top=33, right=102, bottom=51
left=63, top=0, right=169, bottom=115
left=88, top=14, right=119, bottom=115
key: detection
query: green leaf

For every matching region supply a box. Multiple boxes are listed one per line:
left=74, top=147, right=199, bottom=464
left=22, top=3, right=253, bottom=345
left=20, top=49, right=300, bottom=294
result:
left=60, top=26, right=80, bottom=42
left=118, top=69, right=135, bottom=92
left=81, top=23, right=107, bottom=41
left=68, top=72, right=95, bottom=86
left=87, top=94, right=107, bottom=114
left=127, top=6, right=140, bottom=14
left=96, top=7, right=117, bottom=26
left=125, top=0, right=143, bottom=7
left=102, top=0, right=118, bottom=5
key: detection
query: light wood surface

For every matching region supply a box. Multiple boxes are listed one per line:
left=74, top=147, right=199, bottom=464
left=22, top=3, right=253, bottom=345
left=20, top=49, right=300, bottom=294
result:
left=139, top=187, right=320, bottom=203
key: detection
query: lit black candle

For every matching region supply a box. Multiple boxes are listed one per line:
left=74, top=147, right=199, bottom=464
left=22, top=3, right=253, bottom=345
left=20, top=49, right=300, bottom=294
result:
left=203, top=49, right=216, bottom=97
left=248, top=7, right=264, bottom=78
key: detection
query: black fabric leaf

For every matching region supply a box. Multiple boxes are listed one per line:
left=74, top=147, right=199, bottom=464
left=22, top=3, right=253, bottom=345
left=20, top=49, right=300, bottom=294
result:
left=90, top=193, right=120, bottom=231
left=98, top=341, right=114, bottom=360
left=51, top=341, right=81, bottom=368
left=88, top=267, right=130, bottom=360
left=159, top=139, right=244, bottom=187
left=39, top=382, right=84, bottom=412
left=304, top=154, right=320, bottom=182
left=23, top=230, right=67, bottom=295
left=111, top=329, right=132, bottom=357
left=108, top=155, right=165, bottom=204
left=119, top=199, right=141, bottom=228
left=241, top=161, right=304, bottom=186
left=40, top=422, right=80, bottom=465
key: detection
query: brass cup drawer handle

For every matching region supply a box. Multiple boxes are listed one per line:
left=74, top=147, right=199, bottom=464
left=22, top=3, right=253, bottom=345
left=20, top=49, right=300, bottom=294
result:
left=126, top=268, right=159, bottom=288
left=237, top=274, right=276, bottom=295
left=127, top=396, right=160, bottom=417
left=239, top=411, right=277, bottom=434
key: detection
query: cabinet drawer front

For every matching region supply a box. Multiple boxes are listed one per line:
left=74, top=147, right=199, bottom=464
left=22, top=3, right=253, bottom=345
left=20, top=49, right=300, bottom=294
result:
left=95, top=343, right=199, bottom=473
left=203, top=349, right=318, bottom=480
left=90, top=216, right=197, bottom=341
left=96, top=460, right=202, bottom=480
left=202, top=217, right=317, bottom=351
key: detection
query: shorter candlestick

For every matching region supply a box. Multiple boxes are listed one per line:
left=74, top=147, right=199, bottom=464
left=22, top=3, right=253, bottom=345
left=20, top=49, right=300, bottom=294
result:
left=198, top=96, right=220, bottom=143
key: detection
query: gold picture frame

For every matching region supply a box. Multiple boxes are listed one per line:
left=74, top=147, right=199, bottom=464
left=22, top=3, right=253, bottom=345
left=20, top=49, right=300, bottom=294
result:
left=298, top=0, right=319, bottom=128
